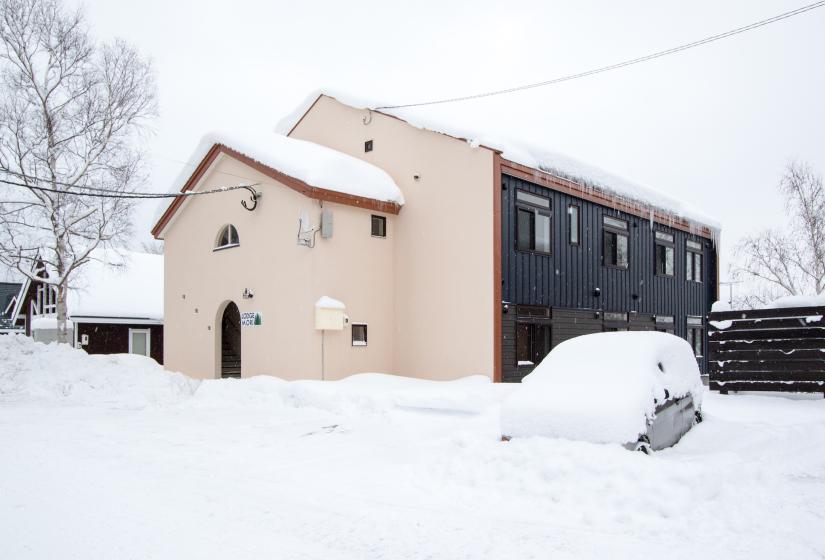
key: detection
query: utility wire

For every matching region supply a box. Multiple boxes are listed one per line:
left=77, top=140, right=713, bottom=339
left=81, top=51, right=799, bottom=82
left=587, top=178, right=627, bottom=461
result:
left=376, top=1, right=825, bottom=110
left=0, top=177, right=258, bottom=200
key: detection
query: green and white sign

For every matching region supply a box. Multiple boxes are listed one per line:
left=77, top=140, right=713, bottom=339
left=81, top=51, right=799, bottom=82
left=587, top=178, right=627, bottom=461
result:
left=241, top=312, right=262, bottom=326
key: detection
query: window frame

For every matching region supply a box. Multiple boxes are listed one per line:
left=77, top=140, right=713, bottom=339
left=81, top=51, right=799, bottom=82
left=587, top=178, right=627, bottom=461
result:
left=128, top=328, right=151, bottom=357
left=371, top=215, right=387, bottom=238
left=686, top=317, right=704, bottom=358
left=654, top=231, right=675, bottom=278
left=351, top=323, right=368, bottom=347
left=686, top=239, right=703, bottom=283
left=655, top=315, right=675, bottom=334
left=515, top=190, right=552, bottom=256
left=602, top=216, right=630, bottom=270
left=515, top=321, right=551, bottom=368
left=567, top=204, right=581, bottom=246
left=214, top=224, right=240, bottom=251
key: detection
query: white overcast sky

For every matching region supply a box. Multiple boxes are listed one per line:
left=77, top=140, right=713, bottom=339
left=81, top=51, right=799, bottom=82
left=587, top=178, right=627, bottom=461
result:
left=68, top=0, right=825, bottom=282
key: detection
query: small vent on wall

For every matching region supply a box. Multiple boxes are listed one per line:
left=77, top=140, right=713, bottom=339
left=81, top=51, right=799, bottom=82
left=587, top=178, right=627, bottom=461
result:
left=364, top=140, right=373, bottom=153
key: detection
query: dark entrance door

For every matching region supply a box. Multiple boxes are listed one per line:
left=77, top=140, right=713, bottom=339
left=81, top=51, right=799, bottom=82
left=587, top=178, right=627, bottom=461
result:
left=221, top=302, right=241, bottom=378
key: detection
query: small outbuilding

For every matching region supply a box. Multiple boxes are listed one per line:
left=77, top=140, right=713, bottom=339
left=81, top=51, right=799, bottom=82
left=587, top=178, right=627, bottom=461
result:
left=23, top=250, right=164, bottom=363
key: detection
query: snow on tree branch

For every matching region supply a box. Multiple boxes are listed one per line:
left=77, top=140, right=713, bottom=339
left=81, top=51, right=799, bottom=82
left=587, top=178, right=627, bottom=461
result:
left=0, top=0, right=157, bottom=342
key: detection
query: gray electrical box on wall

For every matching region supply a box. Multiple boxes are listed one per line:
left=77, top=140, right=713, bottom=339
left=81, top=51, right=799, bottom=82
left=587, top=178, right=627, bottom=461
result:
left=321, top=208, right=333, bottom=238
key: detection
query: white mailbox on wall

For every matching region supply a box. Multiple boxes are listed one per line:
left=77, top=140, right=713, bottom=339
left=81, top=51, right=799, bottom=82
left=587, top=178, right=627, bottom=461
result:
left=314, top=296, right=346, bottom=330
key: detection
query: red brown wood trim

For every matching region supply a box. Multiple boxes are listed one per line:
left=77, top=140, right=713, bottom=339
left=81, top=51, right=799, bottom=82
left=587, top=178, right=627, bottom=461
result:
left=221, top=146, right=402, bottom=215
left=500, top=158, right=715, bottom=240
left=151, top=145, right=222, bottom=238
left=152, top=144, right=401, bottom=239
left=285, top=94, right=323, bottom=137
left=493, top=153, right=503, bottom=383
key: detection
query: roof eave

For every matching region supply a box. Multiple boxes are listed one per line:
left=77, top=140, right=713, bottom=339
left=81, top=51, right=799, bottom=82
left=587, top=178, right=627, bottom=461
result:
left=152, top=143, right=402, bottom=240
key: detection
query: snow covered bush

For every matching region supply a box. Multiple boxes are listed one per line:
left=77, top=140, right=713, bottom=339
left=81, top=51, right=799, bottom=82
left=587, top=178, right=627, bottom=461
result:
left=501, top=332, right=704, bottom=445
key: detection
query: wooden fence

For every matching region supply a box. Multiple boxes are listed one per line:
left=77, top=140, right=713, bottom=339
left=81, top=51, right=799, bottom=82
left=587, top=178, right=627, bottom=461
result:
left=708, top=305, right=825, bottom=395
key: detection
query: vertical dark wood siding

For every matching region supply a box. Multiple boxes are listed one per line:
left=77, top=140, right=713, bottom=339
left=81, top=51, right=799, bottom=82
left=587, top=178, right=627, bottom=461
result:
left=501, top=173, right=717, bottom=375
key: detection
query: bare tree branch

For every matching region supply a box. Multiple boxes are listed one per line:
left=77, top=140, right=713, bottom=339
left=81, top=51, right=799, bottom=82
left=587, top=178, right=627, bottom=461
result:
left=733, top=161, right=825, bottom=308
left=0, top=0, right=157, bottom=342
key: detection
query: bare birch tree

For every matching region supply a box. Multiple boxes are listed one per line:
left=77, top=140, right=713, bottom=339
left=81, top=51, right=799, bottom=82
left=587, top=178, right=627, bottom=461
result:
left=732, top=161, right=825, bottom=307
left=0, top=0, right=156, bottom=342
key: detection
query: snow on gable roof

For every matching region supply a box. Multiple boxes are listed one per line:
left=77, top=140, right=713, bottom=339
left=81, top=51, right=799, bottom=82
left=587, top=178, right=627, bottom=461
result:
left=66, top=250, right=163, bottom=321
left=152, top=130, right=405, bottom=238
left=202, top=130, right=404, bottom=205
left=171, top=130, right=403, bottom=207
left=278, top=90, right=719, bottom=233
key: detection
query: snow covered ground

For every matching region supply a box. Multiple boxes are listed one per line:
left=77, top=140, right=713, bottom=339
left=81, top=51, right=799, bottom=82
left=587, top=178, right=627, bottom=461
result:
left=1, top=336, right=825, bottom=559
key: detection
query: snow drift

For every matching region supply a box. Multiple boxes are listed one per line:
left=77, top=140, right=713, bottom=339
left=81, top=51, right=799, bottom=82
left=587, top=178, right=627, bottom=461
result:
left=0, top=336, right=508, bottom=415
left=501, top=332, right=704, bottom=445
left=0, top=335, right=197, bottom=408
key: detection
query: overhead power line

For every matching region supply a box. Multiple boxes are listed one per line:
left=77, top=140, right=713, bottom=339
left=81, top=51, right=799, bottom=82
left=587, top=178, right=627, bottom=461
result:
left=376, top=1, right=825, bottom=110
left=0, top=176, right=259, bottom=201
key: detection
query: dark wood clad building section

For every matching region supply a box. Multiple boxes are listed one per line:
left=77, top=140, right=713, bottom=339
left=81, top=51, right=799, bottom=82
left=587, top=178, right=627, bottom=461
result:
left=500, top=173, right=717, bottom=382
left=76, top=323, right=164, bottom=365
left=708, top=306, right=825, bottom=395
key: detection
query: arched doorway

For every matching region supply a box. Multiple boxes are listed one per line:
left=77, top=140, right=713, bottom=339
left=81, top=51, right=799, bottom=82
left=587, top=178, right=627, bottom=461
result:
left=220, top=302, right=241, bottom=378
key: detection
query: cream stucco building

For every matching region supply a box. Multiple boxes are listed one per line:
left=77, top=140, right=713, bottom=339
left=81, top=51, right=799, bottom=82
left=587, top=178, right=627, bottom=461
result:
left=154, top=92, right=718, bottom=382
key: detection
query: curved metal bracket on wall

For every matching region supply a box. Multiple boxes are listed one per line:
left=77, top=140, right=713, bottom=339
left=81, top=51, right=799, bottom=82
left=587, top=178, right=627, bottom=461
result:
left=240, top=185, right=260, bottom=211
left=362, top=109, right=372, bottom=125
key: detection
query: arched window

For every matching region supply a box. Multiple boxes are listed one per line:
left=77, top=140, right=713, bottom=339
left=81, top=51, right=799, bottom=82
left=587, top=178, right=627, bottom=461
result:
left=215, top=224, right=239, bottom=250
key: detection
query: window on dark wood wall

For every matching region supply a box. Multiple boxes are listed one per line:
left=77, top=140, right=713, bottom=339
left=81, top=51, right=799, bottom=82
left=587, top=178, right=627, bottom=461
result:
left=602, top=216, right=629, bottom=269
left=655, top=231, right=675, bottom=276
left=515, top=322, right=551, bottom=367
left=686, top=316, right=704, bottom=357
left=516, top=190, right=552, bottom=254
left=686, top=240, right=703, bottom=282
left=687, top=326, right=703, bottom=357
left=568, top=205, right=580, bottom=245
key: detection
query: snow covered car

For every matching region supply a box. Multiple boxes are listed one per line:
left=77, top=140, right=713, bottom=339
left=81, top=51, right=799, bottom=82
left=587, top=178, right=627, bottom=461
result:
left=500, top=331, right=704, bottom=453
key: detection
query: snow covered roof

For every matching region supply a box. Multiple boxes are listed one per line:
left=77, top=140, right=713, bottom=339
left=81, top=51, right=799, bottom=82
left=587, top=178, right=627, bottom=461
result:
left=278, top=90, right=720, bottom=234
left=153, top=130, right=404, bottom=238
left=198, top=131, right=404, bottom=205
left=66, top=250, right=163, bottom=321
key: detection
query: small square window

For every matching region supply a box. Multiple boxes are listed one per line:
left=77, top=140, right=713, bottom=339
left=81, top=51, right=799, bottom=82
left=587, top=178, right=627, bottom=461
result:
left=371, top=215, right=386, bottom=237
left=352, top=324, right=367, bottom=346
left=364, top=140, right=373, bottom=153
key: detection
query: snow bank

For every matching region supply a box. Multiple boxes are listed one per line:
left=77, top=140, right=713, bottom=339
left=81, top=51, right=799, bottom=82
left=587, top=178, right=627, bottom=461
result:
left=190, top=375, right=287, bottom=409
left=0, top=335, right=197, bottom=408
left=278, top=90, right=718, bottom=233
left=284, top=373, right=511, bottom=415
left=0, top=335, right=509, bottom=415
left=501, top=332, right=703, bottom=444
left=165, top=129, right=404, bottom=209
left=765, top=293, right=825, bottom=309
